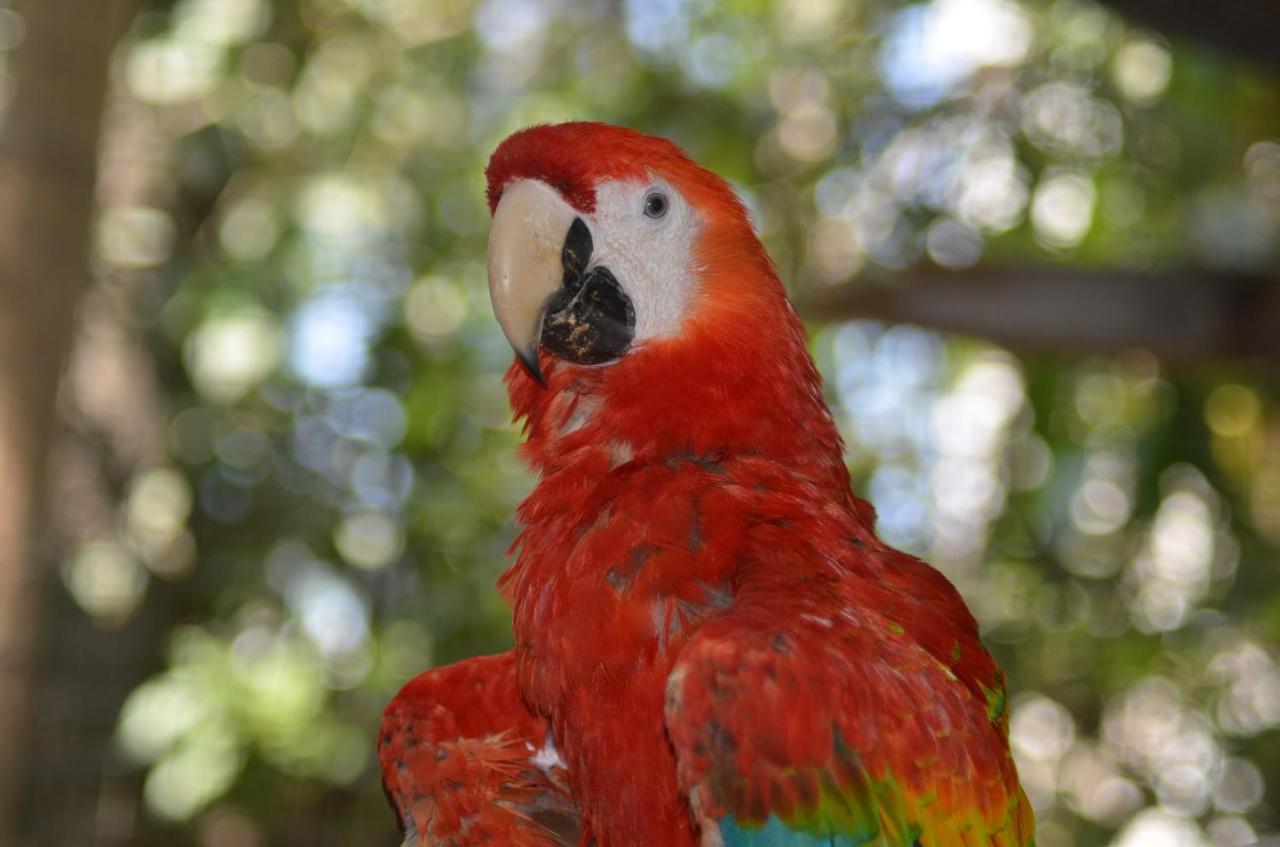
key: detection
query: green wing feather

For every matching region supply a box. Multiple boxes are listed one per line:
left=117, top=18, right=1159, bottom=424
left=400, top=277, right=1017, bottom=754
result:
left=664, top=598, right=1034, bottom=847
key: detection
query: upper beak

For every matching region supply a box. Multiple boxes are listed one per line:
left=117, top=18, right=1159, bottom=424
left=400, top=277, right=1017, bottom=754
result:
left=486, top=179, right=578, bottom=385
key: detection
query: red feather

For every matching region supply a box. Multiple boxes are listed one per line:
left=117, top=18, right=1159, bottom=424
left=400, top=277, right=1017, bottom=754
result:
left=379, top=654, right=578, bottom=845
left=380, top=123, right=1031, bottom=847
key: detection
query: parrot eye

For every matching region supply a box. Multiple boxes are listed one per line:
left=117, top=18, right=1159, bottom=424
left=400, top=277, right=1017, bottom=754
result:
left=643, top=191, right=669, bottom=219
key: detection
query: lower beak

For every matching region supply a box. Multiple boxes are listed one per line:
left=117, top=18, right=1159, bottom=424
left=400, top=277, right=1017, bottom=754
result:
left=486, top=179, right=578, bottom=384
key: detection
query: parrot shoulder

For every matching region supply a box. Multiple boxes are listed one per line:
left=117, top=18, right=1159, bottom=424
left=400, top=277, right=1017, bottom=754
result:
left=663, top=528, right=1033, bottom=846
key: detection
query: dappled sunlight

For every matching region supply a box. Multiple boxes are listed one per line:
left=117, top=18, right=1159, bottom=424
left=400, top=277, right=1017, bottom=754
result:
left=61, top=539, right=149, bottom=625
left=879, top=0, right=1032, bottom=110
left=183, top=309, right=282, bottom=404
left=3, top=0, right=1274, bottom=842
left=1031, top=170, right=1097, bottom=249
left=1111, top=37, right=1173, bottom=105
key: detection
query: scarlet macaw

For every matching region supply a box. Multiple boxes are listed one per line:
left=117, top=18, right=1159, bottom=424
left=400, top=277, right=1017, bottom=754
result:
left=379, top=122, right=1034, bottom=847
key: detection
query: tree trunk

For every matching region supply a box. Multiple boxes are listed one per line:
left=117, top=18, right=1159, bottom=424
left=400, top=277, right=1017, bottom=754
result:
left=0, top=1, right=140, bottom=842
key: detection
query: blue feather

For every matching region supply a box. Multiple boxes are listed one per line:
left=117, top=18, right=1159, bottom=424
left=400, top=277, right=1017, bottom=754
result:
left=718, top=815, right=873, bottom=847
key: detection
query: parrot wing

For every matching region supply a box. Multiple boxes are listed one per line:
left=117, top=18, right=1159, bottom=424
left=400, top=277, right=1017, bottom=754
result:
left=379, top=653, right=580, bottom=847
left=664, top=580, right=1033, bottom=847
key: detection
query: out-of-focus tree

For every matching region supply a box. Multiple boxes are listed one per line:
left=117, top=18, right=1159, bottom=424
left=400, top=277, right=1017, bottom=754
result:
left=5, top=1, right=1279, bottom=846
left=0, top=1, right=140, bottom=842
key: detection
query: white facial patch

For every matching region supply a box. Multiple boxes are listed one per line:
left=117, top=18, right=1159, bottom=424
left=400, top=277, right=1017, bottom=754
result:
left=586, top=178, right=702, bottom=342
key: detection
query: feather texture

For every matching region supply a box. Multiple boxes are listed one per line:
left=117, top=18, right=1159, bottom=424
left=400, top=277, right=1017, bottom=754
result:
left=379, top=653, right=579, bottom=846
left=379, top=123, right=1033, bottom=847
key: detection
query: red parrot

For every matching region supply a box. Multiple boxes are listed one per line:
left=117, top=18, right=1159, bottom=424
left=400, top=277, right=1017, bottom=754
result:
left=378, top=122, right=1034, bottom=847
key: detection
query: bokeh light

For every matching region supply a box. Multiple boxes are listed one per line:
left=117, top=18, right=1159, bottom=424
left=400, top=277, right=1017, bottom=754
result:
left=9, top=0, right=1279, bottom=844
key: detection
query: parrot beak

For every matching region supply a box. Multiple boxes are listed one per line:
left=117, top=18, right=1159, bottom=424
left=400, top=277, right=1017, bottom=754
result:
left=486, top=179, right=578, bottom=385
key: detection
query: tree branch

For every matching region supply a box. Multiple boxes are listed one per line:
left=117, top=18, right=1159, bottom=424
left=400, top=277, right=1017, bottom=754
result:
left=1094, top=0, right=1280, bottom=73
left=798, top=268, right=1280, bottom=361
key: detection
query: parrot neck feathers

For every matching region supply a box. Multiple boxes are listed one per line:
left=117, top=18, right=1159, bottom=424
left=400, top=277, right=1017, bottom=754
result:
left=504, top=297, right=851, bottom=498
left=492, top=120, right=857, bottom=521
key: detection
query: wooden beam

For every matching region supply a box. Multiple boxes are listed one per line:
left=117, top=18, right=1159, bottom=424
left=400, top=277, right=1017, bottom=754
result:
left=797, top=268, right=1280, bottom=361
left=1095, top=0, right=1280, bottom=73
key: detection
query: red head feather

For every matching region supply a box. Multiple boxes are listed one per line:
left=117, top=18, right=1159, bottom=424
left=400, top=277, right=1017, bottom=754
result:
left=485, top=122, right=854, bottom=501
left=487, top=122, right=699, bottom=214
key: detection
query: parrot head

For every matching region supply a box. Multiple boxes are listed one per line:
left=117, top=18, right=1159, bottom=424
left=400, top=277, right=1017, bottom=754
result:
left=485, top=122, right=848, bottom=489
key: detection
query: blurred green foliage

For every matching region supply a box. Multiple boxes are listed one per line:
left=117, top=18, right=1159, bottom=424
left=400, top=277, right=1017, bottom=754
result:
left=33, top=0, right=1280, bottom=844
